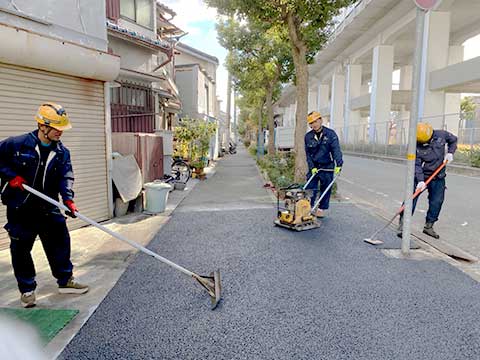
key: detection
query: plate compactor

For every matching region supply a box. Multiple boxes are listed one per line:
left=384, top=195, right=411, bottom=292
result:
left=274, top=171, right=339, bottom=232
left=274, top=185, right=319, bottom=231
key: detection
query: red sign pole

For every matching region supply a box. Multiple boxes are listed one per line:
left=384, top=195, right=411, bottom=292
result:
left=413, top=0, right=438, bottom=11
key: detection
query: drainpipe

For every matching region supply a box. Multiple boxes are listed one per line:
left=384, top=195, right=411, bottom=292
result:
left=152, top=33, right=187, bottom=73
left=153, top=47, right=173, bottom=72
left=104, top=82, right=114, bottom=218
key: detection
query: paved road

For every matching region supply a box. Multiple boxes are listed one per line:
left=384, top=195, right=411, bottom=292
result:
left=61, top=147, right=480, bottom=360
left=339, top=155, right=480, bottom=257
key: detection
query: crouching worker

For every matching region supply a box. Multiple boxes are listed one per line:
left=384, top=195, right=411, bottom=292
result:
left=304, top=111, right=343, bottom=218
left=0, top=103, right=88, bottom=308
left=398, top=122, right=457, bottom=239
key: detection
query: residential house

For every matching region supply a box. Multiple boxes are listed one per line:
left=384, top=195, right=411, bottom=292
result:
left=175, top=42, right=220, bottom=160
left=105, top=0, right=184, bottom=179
left=0, top=0, right=120, bottom=250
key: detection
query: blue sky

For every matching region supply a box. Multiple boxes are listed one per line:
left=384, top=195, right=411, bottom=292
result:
left=161, top=0, right=229, bottom=111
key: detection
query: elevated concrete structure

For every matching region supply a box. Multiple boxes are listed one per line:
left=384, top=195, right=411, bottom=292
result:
left=274, top=0, right=480, bottom=148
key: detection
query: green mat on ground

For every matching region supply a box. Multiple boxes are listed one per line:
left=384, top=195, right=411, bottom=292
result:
left=0, top=308, right=79, bottom=343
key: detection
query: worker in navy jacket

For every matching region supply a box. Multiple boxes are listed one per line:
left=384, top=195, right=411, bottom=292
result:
left=398, top=122, right=457, bottom=239
left=304, top=111, right=343, bottom=218
left=0, top=103, right=88, bottom=308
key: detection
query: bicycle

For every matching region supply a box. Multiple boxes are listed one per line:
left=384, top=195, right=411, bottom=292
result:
left=163, top=157, right=191, bottom=190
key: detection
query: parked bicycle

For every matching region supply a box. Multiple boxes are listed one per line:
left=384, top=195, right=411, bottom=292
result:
left=163, top=157, right=191, bottom=190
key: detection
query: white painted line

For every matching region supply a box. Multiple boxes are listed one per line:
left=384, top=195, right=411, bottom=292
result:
left=461, top=222, right=468, bottom=226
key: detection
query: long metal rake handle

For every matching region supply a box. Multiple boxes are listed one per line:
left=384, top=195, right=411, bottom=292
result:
left=311, top=173, right=340, bottom=213
left=23, top=185, right=196, bottom=278
left=366, top=161, right=447, bottom=240
left=303, top=168, right=335, bottom=191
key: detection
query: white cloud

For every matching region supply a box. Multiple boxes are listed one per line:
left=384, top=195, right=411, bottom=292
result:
left=160, top=0, right=217, bottom=37
left=160, top=0, right=231, bottom=112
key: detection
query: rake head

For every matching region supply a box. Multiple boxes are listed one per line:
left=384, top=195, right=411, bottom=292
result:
left=193, top=270, right=222, bottom=310
left=363, top=238, right=384, bottom=245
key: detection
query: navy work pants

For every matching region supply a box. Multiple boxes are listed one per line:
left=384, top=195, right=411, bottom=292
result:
left=5, top=207, right=73, bottom=293
left=413, top=177, right=446, bottom=224
left=401, top=177, right=446, bottom=224
left=306, top=170, right=334, bottom=210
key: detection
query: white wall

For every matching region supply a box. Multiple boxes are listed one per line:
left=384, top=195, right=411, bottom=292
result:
left=0, top=0, right=108, bottom=50
left=109, top=37, right=156, bottom=73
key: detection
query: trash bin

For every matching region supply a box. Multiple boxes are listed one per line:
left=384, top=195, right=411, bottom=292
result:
left=144, top=181, right=172, bottom=214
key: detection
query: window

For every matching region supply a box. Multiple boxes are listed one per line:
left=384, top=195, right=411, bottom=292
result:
left=136, top=0, right=153, bottom=28
left=120, top=0, right=135, bottom=20
left=205, top=84, right=209, bottom=115
left=120, top=0, right=153, bottom=29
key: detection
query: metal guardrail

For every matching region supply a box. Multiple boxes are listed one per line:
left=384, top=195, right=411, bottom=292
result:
left=337, top=112, right=480, bottom=167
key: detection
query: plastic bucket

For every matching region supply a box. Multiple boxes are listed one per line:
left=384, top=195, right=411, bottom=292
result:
left=144, top=181, right=172, bottom=214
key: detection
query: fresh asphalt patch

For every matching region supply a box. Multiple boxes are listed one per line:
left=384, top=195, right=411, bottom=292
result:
left=61, top=204, right=480, bottom=360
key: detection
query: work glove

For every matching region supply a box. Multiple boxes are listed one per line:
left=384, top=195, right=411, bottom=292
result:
left=9, top=176, right=27, bottom=190
left=416, top=181, right=426, bottom=192
left=444, top=153, right=454, bottom=163
left=311, top=168, right=319, bottom=175
left=334, top=166, right=342, bottom=175
left=64, top=200, right=78, bottom=218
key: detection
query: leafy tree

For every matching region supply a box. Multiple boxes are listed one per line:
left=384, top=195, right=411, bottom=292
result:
left=206, top=0, right=354, bottom=181
left=217, top=18, right=292, bottom=155
left=461, top=96, right=476, bottom=122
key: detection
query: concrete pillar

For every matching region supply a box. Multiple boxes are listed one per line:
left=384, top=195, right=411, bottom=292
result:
left=288, top=103, right=296, bottom=128
left=399, top=65, right=413, bottom=140
left=330, top=71, right=345, bottom=130
left=444, top=45, right=464, bottom=134
left=317, top=83, right=330, bottom=112
left=400, top=65, right=413, bottom=91
left=370, top=45, right=394, bottom=143
left=308, top=89, right=318, bottom=113
left=419, top=11, right=451, bottom=127
left=344, top=64, right=362, bottom=143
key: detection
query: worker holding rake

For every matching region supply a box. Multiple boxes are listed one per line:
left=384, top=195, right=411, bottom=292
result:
left=398, top=122, right=457, bottom=239
left=305, top=111, right=343, bottom=218
left=0, top=103, right=88, bottom=308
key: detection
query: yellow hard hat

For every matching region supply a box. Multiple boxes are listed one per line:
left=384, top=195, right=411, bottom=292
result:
left=35, top=102, right=72, bottom=131
left=417, top=122, right=433, bottom=143
left=307, top=111, right=322, bottom=124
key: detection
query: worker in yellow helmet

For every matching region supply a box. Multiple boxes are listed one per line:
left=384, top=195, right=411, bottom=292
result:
left=0, top=102, right=88, bottom=308
left=398, top=122, right=457, bottom=239
left=304, top=111, right=343, bottom=218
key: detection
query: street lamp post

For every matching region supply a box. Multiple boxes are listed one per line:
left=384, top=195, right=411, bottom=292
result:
left=402, top=0, right=438, bottom=255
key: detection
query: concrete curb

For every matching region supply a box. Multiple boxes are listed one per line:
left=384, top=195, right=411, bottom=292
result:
left=344, top=151, right=480, bottom=177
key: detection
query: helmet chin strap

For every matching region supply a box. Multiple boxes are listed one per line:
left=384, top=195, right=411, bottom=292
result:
left=40, top=126, right=54, bottom=142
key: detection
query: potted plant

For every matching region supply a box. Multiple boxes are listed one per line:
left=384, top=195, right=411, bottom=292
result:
left=190, top=159, right=205, bottom=175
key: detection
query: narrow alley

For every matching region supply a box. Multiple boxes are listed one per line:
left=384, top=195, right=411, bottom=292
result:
left=60, top=147, right=480, bottom=360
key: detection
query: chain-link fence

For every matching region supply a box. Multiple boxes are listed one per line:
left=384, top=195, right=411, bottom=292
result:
left=337, top=112, right=480, bottom=167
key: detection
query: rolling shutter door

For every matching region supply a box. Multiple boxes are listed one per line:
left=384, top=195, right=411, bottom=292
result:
left=0, top=63, right=109, bottom=250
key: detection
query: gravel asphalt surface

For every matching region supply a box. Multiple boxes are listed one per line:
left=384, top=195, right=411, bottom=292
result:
left=61, top=147, right=480, bottom=360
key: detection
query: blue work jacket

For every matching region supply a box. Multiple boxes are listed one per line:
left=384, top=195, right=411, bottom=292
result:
left=305, top=126, right=343, bottom=170
left=415, top=129, right=457, bottom=181
left=0, top=130, right=74, bottom=210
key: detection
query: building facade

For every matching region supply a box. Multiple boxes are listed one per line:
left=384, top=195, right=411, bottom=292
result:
left=0, top=0, right=120, bottom=249
left=175, top=42, right=220, bottom=159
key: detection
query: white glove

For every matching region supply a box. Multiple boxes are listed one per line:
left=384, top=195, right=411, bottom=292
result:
left=444, top=153, right=453, bottom=163
left=416, top=181, right=426, bottom=191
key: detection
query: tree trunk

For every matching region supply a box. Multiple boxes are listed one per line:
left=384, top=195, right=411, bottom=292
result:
left=257, top=104, right=264, bottom=159
left=265, top=82, right=275, bottom=156
left=226, top=71, right=232, bottom=145
left=287, top=12, right=308, bottom=182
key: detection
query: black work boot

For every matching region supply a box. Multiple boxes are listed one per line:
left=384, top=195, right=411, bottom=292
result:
left=423, top=222, right=439, bottom=239
left=397, top=217, right=403, bottom=238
